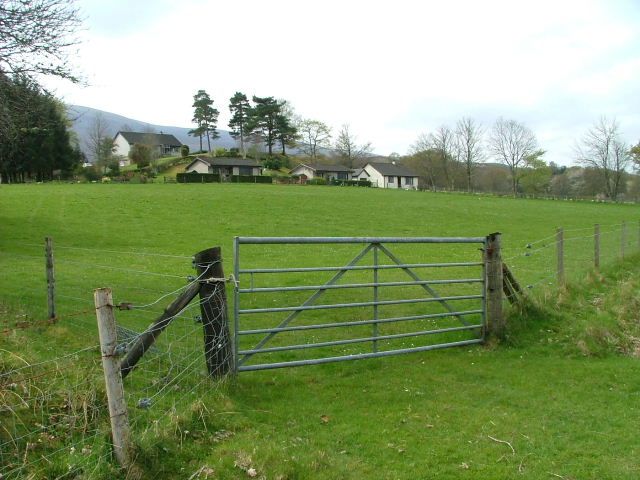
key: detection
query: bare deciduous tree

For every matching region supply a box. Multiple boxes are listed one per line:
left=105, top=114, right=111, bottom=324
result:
left=575, top=117, right=630, bottom=200
left=86, top=113, right=114, bottom=172
left=455, top=117, right=484, bottom=192
left=408, top=133, right=439, bottom=190
left=429, top=125, right=457, bottom=190
left=334, top=124, right=372, bottom=168
left=298, top=118, right=331, bottom=160
left=0, top=0, right=82, bottom=82
left=488, top=117, right=539, bottom=196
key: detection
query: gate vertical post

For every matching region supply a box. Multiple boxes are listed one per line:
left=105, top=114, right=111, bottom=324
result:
left=620, top=221, right=626, bottom=260
left=233, top=237, right=240, bottom=374
left=372, top=243, right=379, bottom=353
left=485, top=233, right=504, bottom=337
left=194, top=247, right=233, bottom=377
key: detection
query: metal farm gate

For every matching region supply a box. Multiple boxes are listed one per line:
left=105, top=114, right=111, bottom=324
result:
left=232, top=237, right=488, bottom=372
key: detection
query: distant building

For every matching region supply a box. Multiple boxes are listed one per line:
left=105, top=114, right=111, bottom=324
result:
left=185, top=156, right=263, bottom=178
left=360, top=162, right=418, bottom=189
left=290, top=163, right=353, bottom=181
left=113, top=131, right=183, bottom=158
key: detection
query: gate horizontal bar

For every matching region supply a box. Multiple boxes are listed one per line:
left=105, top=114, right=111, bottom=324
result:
left=237, top=338, right=484, bottom=371
left=239, top=262, right=483, bottom=275
left=237, top=236, right=486, bottom=245
left=239, top=309, right=484, bottom=335
left=239, top=323, right=483, bottom=355
left=238, top=294, right=484, bottom=315
left=239, top=278, right=483, bottom=294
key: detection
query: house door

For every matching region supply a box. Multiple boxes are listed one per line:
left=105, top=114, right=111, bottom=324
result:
left=397, top=176, right=401, bottom=187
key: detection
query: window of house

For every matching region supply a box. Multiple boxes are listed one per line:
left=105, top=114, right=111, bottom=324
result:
left=405, top=177, right=414, bottom=186
left=338, top=172, right=348, bottom=180
left=239, top=166, right=253, bottom=176
left=388, top=176, right=394, bottom=183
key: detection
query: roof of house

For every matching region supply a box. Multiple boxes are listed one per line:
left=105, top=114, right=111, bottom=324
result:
left=293, top=163, right=353, bottom=173
left=187, top=156, right=262, bottom=169
left=352, top=168, right=369, bottom=177
left=366, top=162, right=417, bottom=177
left=116, top=131, right=182, bottom=146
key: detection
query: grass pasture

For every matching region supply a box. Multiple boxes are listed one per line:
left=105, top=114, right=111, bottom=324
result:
left=0, top=183, right=639, bottom=479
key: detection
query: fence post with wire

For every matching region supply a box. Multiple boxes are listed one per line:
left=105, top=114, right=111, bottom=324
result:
left=45, top=236, right=56, bottom=321
left=94, top=287, right=132, bottom=469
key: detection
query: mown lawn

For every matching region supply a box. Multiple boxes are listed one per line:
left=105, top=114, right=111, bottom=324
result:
left=0, top=183, right=639, bottom=479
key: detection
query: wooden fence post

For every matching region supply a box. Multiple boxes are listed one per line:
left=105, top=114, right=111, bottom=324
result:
left=194, top=247, right=233, bottom=377
left=621, top=221, right=626, bottom=260
left=485, top=233, right=504, bottom=337
left=556, top=227, right=564, bottom=288
left=594, top=224, right=600, bottom=270
left=45, top=237, right=56, bottom=321
left=94, top=288, right=132, bottom=469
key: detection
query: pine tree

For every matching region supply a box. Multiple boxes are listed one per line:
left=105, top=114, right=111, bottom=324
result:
left=246, top=96, right=280, bottom=156
left=190, top=90, right=219, bottom=153
left=228, top=92, right=250, bottom=157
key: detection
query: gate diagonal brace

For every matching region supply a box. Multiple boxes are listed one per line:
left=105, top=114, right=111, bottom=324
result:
left=376, top=244, right=470, bottom=327
left=237, top=243, right=375, bottom=367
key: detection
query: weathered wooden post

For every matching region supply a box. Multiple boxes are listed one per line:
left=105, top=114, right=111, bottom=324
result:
left=94, top=288, right=132, bottom=469
left=620, top=221, right=626, bottom=260
left=194, top=247, right=233, bottom=377
left=484, top=233, right=504, bottom=337
left=556, top=227, right=564, bottom=288
left=594, top=224, right=600, bottom=270
left=45, top=237, right=56, bottom=321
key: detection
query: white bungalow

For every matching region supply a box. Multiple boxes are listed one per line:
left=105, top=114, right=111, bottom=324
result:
left=290, top=163, right=353, bottom=181
left=185, top=156, right=263, bottom=178
left=361, top=162, right=418, bottom=189
left=113, top=131, right=183, bottom=158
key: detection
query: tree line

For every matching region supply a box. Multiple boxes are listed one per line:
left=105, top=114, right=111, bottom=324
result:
left=0, top=0, right=83, bottom=183
left=0, top=74, right=82, bottom=183
left=405, top=116, right=639, bottom=200
left=189, top=89, right=373, bottom=168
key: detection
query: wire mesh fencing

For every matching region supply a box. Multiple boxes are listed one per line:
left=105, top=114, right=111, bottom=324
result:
left=0, top=240, right=231, bottom=478
left=501, top=221, right=639, bottom=297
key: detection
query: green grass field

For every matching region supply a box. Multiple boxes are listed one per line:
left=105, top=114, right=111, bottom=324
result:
left=1, top=183, right=639, bottom=479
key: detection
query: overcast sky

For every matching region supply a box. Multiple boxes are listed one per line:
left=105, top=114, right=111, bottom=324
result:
left=45, top=0, right=640, bottom=165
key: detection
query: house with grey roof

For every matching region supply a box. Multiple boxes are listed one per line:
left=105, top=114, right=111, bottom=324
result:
left=290, top=163, right=353, bottom=181
left=113, top=131, right=183, bottom=158
left=185, top=156, right=263, bottom=178
left=361, top=162, right=418, bottom=189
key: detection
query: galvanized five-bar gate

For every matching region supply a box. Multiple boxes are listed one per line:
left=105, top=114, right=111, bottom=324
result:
left=233, top=236, right=491, bottom=372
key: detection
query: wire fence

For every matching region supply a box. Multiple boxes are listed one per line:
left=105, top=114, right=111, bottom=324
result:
left=0, top=241, right=232, bottom=478
left=501, top=221, right=639, bottom=295
left=0, top=223, right=637, bottom=477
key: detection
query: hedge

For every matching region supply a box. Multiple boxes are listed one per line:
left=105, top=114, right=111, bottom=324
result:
left=230, top=175, right=273, bottom=184
left=176, top=173, right=221, bottom=183
left=329, top=178, right=372, bottom=187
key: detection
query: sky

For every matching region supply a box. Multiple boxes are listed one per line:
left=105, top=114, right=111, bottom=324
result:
left=45, top=0, right=640, bottom=165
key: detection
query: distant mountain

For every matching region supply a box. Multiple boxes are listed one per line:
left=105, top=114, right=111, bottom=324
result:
left=66, top=105, right=237, bottom=160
